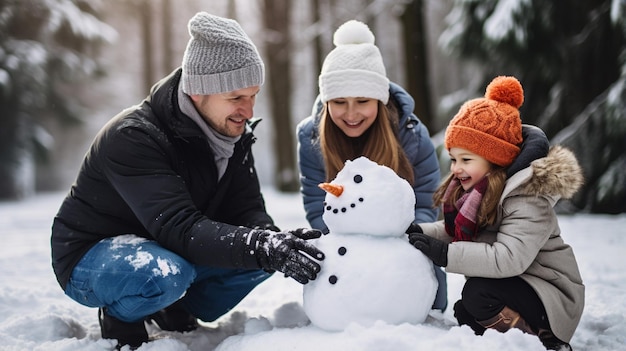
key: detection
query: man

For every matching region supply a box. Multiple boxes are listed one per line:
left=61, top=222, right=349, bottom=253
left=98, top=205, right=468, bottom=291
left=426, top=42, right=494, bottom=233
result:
left=51, top=12, right=324, bottom=349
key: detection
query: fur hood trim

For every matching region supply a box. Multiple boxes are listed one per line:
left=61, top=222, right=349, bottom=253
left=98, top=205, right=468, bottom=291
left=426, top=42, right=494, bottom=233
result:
left=522, top=146, right=584, bottom=199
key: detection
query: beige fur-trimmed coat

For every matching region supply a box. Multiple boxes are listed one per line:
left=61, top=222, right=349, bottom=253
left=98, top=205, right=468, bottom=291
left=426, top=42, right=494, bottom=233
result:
left=420, top=146, right=585, bottom=342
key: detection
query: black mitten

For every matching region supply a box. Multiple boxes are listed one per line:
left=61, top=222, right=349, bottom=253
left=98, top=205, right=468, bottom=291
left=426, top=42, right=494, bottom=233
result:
left=408, top=233, right=448, bottom=267
left=405, top=223, right=423, bottom=234
left=254, top=230, right=325, bottom=284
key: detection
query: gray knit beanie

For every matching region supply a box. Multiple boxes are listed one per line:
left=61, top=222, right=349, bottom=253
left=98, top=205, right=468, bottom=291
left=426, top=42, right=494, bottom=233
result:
left=181, top=12, right=265, bottom=95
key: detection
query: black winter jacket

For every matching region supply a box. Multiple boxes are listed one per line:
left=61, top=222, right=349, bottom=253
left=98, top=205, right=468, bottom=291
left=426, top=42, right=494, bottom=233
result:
left=51, top=69, right=275, bottom=289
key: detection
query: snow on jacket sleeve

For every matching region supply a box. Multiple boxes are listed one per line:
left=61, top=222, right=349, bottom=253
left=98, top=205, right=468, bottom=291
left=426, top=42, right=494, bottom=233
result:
left=99, top=120, right=262, bottom=270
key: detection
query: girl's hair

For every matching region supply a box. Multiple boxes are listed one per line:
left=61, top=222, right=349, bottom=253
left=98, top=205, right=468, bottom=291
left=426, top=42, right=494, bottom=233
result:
left=319, top=100, right=414, bottom=185
left=433, top=166, right=507, bottom=227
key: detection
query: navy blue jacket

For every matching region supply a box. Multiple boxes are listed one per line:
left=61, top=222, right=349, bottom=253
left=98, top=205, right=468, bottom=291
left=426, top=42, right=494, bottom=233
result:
left=52, top=69, right=274, bottom=289
left=297, top=82, right=440, bottom=232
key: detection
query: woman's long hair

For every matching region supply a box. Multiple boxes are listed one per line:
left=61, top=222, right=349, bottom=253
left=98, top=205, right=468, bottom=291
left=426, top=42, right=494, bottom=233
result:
left=318, top=100, right=414, bottom=185
left=432, top=167, right=507, bottom=227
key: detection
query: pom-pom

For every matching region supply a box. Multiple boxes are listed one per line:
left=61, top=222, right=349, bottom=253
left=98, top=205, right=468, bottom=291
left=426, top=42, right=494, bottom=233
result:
left=485, top=76, right=524, bottom=109
left=333, top=20, right=375, bottom=46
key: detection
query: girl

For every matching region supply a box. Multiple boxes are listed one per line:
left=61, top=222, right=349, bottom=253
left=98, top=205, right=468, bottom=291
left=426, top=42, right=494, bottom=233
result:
left=409, top=76, right=584, bottom=351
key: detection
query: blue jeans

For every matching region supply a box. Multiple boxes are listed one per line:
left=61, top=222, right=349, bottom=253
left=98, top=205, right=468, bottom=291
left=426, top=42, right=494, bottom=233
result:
left=65, top=235, right=271, bottom=323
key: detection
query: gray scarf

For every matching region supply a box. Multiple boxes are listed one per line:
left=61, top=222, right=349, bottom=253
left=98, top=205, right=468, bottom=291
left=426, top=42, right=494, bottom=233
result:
left=178, top=85, right=240, bottom=180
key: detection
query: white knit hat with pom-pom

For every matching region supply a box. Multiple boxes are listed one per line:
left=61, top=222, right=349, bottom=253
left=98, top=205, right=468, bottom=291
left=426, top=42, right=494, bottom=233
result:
left=319, top=20, right=389, bottom=104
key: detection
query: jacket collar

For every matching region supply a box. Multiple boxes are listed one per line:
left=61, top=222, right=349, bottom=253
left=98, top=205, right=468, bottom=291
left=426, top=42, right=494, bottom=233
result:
left=388, top=82, right=419, bottom=126
left=503, top=146, right=583, bottom=204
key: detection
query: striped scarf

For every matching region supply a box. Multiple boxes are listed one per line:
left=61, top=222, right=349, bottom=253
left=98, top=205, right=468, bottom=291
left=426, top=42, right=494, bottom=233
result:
left=443, top=176, right=488, bottom=242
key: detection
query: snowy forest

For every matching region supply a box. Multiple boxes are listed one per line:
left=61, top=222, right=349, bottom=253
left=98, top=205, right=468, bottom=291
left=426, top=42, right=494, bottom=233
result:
left=0, top=0, right=625, bottom=214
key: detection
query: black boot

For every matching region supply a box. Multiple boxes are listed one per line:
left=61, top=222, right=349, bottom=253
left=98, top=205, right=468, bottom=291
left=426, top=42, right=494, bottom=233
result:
left=453, top=300, right=487, bottom=335
left=538, top=329, right=573, bottom=351
left=146, top=300, right=199, bottom=332
left=99, top=308, right=149, bottom=350
left=477, top=306, right=536, bottom=335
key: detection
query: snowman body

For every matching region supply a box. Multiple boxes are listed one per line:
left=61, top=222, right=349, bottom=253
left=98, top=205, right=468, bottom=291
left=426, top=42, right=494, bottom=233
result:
left=303, top=157, right=438, bottom=331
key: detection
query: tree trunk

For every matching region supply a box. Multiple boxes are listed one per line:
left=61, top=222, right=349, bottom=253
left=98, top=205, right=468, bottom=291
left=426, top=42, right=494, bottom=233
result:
left=310, top=0, right=323, bottom=76
left=140, top=0, right=154, bottom=94
left=262, top=0, right=298, bottom=192
left=161, top=0, right=173, bottom=74
left=0, top=106, right=33, bottom=199
left=227, top=0, right=237, bottom=19
left=400, top=0, right=433, bottom=128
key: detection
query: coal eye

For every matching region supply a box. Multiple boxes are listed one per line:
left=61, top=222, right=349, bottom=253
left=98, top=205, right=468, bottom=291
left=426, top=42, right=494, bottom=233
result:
left=353, top=174, right=363, bottom=183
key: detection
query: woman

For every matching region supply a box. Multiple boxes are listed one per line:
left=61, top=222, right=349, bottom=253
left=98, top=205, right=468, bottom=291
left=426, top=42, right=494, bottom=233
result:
left=297, top=19, right=447, bottom=311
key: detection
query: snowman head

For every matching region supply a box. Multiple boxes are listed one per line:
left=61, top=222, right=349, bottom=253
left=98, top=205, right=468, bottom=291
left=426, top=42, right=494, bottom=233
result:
left=319, top=157, right=415, bottom=237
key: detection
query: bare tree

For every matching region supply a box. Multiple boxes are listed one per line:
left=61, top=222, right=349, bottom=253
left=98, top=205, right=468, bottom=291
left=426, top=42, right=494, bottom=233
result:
left=139, top=0, right=155, bottom=93
left=262, top=0, right=298, bottom=191
left=400, top=0, right=433, bottom=128
left=227, top=0, right=237, bottom=20
left=161, top=0, right=174, bottom=73
left=310, top=0, right=324, bottom=75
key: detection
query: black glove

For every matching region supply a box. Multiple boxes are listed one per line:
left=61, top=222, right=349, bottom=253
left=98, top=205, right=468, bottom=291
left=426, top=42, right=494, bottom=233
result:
left=254, top=223, right=281, bottom=232
left=408, top=232, right=448, bottom=267
left=405, top=223, right=423, bottom=234
left=255, top=229, right=325, bottom=284
left=285, top=228, right=323, bottom=240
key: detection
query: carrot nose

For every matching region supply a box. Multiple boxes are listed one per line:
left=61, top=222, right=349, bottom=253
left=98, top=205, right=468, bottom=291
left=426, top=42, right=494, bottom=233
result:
left=318, top=183, right=344, bottom=197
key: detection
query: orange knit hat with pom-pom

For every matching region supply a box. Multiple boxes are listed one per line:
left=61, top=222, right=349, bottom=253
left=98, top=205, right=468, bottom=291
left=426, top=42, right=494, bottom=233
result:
left=444, top=76, right=524, bottom=167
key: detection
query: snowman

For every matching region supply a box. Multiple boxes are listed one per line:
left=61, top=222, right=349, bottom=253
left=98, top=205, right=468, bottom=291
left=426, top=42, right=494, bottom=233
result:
left=303, top=157, right=438, bottom=331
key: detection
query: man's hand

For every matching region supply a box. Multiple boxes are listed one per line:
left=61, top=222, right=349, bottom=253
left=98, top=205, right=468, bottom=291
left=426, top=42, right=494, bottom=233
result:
left=408, top=232, right=448, bottom=267
left=254, top=223, right=281, bottom=232
left=255, top=230, right=325, bottom=284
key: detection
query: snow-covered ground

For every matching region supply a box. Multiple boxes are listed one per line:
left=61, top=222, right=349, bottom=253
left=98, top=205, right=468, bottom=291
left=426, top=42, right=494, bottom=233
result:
left=1, top=189, right=625, bottom=351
